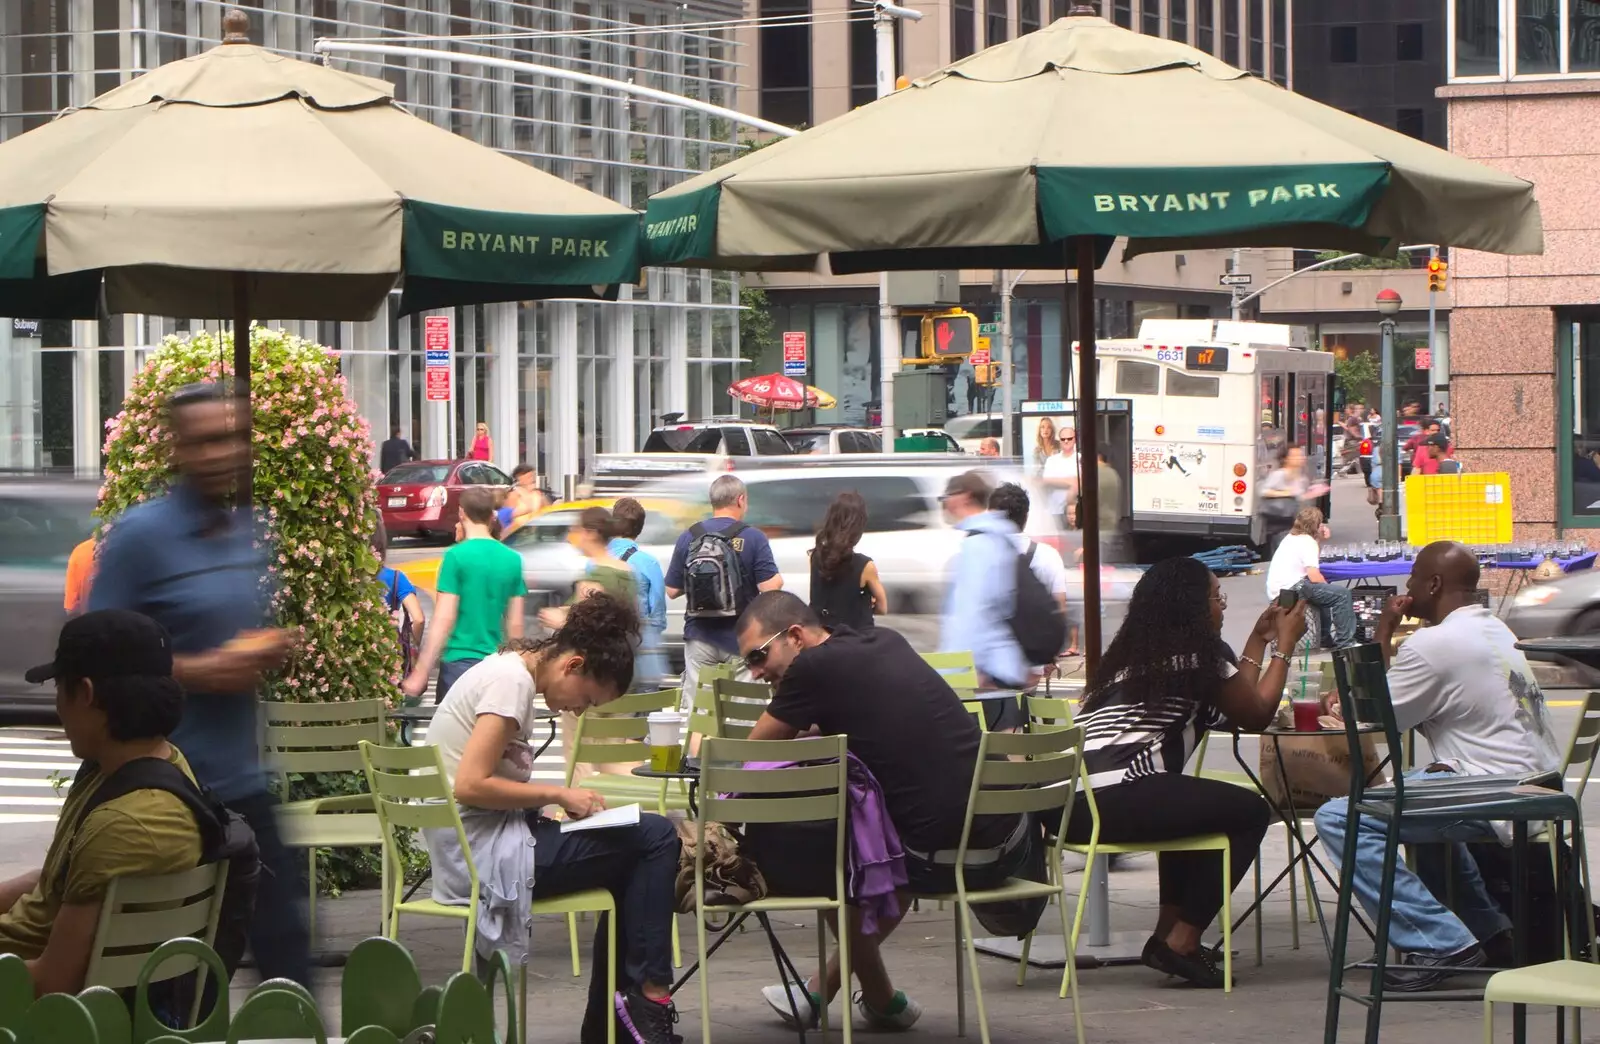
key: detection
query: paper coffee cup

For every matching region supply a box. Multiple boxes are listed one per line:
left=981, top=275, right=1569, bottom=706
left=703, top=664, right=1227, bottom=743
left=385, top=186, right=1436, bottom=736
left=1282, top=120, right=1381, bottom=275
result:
left=647, top=711, right=686, bottom=772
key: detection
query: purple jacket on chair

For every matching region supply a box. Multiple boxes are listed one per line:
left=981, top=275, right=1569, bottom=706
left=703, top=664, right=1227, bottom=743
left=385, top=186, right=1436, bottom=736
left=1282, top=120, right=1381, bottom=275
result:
left=743, top=752, right=909, bottom=935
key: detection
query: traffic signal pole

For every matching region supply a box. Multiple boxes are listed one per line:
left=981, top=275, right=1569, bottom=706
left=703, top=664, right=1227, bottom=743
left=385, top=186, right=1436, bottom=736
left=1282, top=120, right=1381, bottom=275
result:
left=1428, top=246, right=1441, bottom=413
left=872, top=2, right=922, bottom=443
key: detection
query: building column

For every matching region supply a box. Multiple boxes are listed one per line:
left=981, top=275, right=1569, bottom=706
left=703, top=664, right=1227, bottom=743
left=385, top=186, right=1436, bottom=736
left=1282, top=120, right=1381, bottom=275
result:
left=346, top=316, right=391, bottom=472
left=73, top=320, right=99, bottom=474
left=664, top=271, right=689, bottom=417
left=549, top=302, right=581, bottom=489
left=606, top=290, right=636, bottom=452
left=489, top=301, right=520, bottom=470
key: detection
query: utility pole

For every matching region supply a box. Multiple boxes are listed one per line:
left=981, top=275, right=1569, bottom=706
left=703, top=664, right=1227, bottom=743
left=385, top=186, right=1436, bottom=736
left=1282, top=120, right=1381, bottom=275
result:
left=1427, top=245, right=1441, bottom=414
left=1230, top=248, right=1243, bottom=320
left=998, top=269, right=1026, bottom=453
left=1376, top=289, right=1403, bottom=541
left=868, top=0, right=922, bottom=442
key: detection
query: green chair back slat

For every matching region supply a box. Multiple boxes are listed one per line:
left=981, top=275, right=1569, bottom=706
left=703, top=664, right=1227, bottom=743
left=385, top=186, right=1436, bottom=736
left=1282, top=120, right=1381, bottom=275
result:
left=75, top=989, right=130, bottom=1044
left=15, top=994, right=98, bottom=1044
left=699, top=736, right=848, bottom=827
left=341, top=936, right=423, bottom=1037
left=962, top=727, right=1085, bottom=857
left=1565, top=690, right=1600, bottom=800
left=409, top=986, right=443, bottom=1032
left=593, top=687, right=682, bottom=717
left=263, top=698, right=388, bottom=724
left=133, top=939, right=231, bottom=1044
left=920, top=650, right=980, bottom=691
left=483, top=950, right=519, bottom=1044
left=0, top=954, right=32, bottom=1033
left=1025, top=696, right=1075, bottom=730
left=374, top=799, right=458, bottom=831
left=85, top=864, right=226, bottom=992
left=574, top=715, right=652, bottom=741
left=687, top=682, right=720, bottom=740
left=346, top=1027, right=402, bottom=1044
left=711, top=679, right=773, bottom=740
left=434, top=971, right=496, bottom=1044
left=224, top=987, right=326, bottom=1044
left=248, top=978, right=318, bottom=1008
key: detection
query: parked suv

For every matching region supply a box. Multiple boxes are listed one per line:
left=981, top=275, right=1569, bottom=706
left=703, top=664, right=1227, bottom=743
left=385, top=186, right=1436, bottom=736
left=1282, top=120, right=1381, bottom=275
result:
left=640, top=418, right=795, bottom=457
left=781, top=426, right=883, bottom=454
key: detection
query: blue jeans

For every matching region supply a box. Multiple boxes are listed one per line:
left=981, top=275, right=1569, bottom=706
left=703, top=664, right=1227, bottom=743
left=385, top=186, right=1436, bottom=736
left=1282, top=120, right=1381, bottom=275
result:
left=1314, top=770, right=1512, bottom=956
left=437, top=657, right=480, bottom=702
left=1293, top=579, right=1359, bottom=646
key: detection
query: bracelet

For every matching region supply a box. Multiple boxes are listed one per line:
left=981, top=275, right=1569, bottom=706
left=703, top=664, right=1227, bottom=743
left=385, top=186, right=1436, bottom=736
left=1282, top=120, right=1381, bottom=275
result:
left=1239, top=654, right=1262, bottom=670
left=1270, top=650, right=1292, bottom=664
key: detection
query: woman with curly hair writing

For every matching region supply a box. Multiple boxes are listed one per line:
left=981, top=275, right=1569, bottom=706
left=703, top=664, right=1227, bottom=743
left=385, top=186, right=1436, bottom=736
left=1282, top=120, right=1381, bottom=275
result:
left=1064, top=557, right=1305, bottom=988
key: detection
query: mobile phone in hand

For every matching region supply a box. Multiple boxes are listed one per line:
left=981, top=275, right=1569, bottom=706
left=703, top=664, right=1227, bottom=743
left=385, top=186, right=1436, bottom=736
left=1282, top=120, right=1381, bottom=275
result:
left=1276, top=589, right=1299, bottom=610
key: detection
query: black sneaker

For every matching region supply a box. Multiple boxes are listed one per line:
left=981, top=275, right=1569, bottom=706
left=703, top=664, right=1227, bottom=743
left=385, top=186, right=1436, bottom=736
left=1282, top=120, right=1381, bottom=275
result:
left=615, top=988, right=680, bottom=1044
left=1140, top=935, right=1225, bottom=989
left=1481, top=930, right=1516, bottom=969
left=1382, top=945, right=1487, bottom=992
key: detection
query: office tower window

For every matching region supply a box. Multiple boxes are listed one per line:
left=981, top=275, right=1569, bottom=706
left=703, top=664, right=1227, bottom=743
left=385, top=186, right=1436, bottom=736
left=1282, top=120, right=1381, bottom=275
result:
left=1396, top=21, right=1424, bottom=61
left=760, top=0, right=812, bottom=127
left=1114, top=0, right=1133, bottom=28
left=1453, top=0, right=1499, bottom=77
left=1143, top=0, right=1161, bottom=36
left=954, top=0, right=978, bottom=58
left=1171, top=0, right=1189, bottom=42
left=1021, top=0, right=1042, bottom=34
left=1271, top=0, right=1287, bottom=83
left=988, top=0, right=1010, bottom=45
left=1248, top=0, right=1264, bottom=73
left=1198, top=0, right=1215, bottom=51
left=1329, top=25, right=1358, bottom=63
left=1396, top=108, right=1425, bottom=139
left=1224, top=0, right=1239, bottom=63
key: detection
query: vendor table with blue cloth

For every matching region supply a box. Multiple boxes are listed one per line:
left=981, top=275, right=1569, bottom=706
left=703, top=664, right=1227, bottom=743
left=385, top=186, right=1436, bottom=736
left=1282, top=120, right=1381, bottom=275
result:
left=1318, top=551, right=1596, bottom=583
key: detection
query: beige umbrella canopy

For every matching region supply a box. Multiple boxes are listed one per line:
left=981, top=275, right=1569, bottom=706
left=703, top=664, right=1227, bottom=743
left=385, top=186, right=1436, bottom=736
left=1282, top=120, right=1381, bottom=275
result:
left=643, top=11, right=1542, bottom=678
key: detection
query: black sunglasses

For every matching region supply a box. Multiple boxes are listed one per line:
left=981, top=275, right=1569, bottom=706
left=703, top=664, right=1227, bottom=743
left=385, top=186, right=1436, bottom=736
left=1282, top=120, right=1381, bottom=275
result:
left=743, top=630, right=785, bottom=669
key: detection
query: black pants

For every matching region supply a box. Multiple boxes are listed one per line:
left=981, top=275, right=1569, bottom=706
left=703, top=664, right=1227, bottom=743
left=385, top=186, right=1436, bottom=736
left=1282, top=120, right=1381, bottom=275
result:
left=1063, top=774, right=1270, bottom=932
left=527, top=812, right=678, bottom=1020
left=228, top=790, right=313, bottom=987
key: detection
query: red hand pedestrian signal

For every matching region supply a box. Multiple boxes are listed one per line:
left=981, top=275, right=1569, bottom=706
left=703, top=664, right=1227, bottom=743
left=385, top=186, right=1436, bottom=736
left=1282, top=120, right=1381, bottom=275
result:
left=928, top=312, right=976, bottom=357
left=937, top=322, right=954, bottom=354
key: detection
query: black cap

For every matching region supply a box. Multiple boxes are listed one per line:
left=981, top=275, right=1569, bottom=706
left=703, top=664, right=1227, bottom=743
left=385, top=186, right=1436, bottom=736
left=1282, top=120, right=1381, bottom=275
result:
left=25, top=610, right=174, bottom=685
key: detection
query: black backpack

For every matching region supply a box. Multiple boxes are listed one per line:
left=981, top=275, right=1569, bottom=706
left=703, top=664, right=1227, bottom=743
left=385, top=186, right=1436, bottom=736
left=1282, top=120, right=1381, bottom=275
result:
left=683, top=521, right=749, bottom=619
left=980, top=534, right=1068, bottom=667
left=61, top=758, right=261, bottom=1004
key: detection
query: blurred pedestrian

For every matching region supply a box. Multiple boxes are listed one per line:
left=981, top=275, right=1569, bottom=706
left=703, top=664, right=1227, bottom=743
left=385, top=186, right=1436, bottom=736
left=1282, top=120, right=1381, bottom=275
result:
left=469, top=421, right=493, bottom=462
left=63, top=536, right=96, bottom=615
left=937, top=472, right=1035, bottom=728
left=808, top=491, right=888, bottom=631
left=89, top=383, right=308, bottom=987
left=379, top=426, right=415, bottom=475
left=403, top=487, right=526, bottom=702
left=1095, top=446, right=1128, bottom=564
left=665, top=475, right=783, bottom=707
left=373, top=527, right=426, bottom=678
left=1258, top=445, right=1325, bottom=554
left=506, top=464, right=547, bottom=526
left=976, top=437, right=1000, bottom=458
left=540, top=507, right=638, bottom=626
left=607, top=497, right=668, bottom=689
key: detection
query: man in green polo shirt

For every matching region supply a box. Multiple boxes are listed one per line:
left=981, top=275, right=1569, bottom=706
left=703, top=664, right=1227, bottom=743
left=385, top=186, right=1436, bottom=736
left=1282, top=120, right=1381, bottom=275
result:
left=403, top=487, right=526, bottom=702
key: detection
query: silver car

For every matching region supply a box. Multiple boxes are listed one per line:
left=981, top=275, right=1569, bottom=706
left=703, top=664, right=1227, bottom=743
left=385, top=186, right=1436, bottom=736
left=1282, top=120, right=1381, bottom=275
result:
left=1505, top=568, right=1600, bottom=639
left=0, top=477, right=98, bottom=725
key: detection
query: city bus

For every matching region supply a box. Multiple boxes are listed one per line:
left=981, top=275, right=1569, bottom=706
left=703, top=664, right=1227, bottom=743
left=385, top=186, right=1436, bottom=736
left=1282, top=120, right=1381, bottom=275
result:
left=1049, top=319, right=1334, bottom=548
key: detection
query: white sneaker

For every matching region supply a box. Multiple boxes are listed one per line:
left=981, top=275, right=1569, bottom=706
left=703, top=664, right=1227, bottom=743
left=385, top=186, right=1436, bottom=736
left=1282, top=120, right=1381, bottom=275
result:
left=855, top=991, right=923, bottom=1031
left=761, top=981, right=821, bottom=1029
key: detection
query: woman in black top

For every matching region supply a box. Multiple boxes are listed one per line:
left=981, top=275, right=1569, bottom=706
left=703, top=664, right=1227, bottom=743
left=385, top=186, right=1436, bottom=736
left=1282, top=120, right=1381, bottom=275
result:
left=807, top=491, right=888, bottom=630
left=1064, top=557, right=1305, bottom=988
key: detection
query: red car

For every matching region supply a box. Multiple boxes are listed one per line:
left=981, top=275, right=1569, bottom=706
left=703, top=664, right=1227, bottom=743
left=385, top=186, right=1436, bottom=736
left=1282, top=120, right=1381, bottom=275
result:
left=378, top=459, right=511, bottom=542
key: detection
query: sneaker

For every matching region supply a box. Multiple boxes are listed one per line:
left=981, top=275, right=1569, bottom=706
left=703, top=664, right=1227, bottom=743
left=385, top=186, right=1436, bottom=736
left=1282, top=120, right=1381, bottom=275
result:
left=1140, top=935, right=1225, bottom=989
left=761, top=981, right=821, bottom=1029
left=615, top=988, right=680, bottom=1044
left=1382, top=945, right=1487, bottom=992
left=854, top=990, right=922, bottom=1031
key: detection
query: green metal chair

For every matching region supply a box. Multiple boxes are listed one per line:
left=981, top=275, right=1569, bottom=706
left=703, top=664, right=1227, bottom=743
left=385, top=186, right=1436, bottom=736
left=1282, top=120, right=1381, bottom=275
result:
left=564, top=688, right=689, bottom=972
left=341, top=936, right=422, bottom=1038
left=0, top=954, right=32, bottom=1035
left=710, top=679, right=773, bottom=740
left=1323, top=642, right=1588, bottom=1044
left=695, top=735, right=852, bottom=1044
left=345, top=1026, right=403, bottom=1044
left=916, top=726, right=1089, bottom=1044
left=73, top=989, right=129, bottom=1044
left=1482, top=960, right=1600, bottom=1042
left=264, top=698, right=389, bottom=941
left=918, top=650, right=980, bottom=693
left=224, top=986, right=326, bottom=1044
left=410, top=986, right=443, bottom=1035
left=1029, top=696, right=1241, bottom=991
left=361, top=741, right=617, bottom=1044
left=435, top=971, right=497, bottom=1044
left=14, top=994, right=98, bottom=1044
left=131, top=939, right=231, bottom=1044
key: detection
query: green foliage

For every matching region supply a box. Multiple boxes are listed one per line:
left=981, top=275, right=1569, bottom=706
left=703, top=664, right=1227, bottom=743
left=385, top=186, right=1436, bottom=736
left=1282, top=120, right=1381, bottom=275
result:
left=1334, top=350, right=1381, bottom=402
left=98, top=327, right=405, bottom=893
left=739, top=285, right=777, bottom=365
left=1313, top=250, right=1410, bottom=271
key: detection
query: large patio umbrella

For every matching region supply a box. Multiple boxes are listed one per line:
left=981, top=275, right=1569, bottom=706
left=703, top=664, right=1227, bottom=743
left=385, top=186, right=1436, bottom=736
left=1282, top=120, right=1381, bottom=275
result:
left=642, top=9, right=1542, bottom=680
left=728, top=373, right=835, bottom=410
left=0, top=8, right=640, bottom=502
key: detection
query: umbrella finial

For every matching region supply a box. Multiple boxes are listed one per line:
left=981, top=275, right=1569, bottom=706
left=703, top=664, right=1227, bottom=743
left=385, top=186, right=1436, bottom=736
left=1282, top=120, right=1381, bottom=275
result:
left=222, top=7, right=252, bottom=43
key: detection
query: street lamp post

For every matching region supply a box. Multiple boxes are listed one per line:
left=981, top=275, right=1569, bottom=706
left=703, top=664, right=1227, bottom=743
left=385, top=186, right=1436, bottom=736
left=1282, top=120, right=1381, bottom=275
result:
left=1376, top=288, right=1403, bottom=541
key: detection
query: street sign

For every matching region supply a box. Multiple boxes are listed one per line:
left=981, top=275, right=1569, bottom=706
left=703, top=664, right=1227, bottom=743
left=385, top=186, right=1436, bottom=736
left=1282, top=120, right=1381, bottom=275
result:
left=978, top=322, right=1001, bottom=335
left=424, top=314, right=452, bottom=402
left=1414, top=347, right=1432, bottom=370
left=782, top=330, right=807, bottom=377
left=10, top=318, right=39, bottom=337
left=975, top=336, right=991, bottom=352
left=1218, top=273, right=1253, bottom=287
left=970, top=348, right=992, bottom=366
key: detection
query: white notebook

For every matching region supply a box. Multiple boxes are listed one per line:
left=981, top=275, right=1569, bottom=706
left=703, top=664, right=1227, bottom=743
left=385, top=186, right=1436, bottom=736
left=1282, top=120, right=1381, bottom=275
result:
left=560, top=802, right=642, bottom=833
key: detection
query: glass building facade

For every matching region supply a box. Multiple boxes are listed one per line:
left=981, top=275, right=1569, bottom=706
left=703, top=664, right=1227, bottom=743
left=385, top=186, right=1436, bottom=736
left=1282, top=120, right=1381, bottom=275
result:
left=0, top=0, right=746, bottom=482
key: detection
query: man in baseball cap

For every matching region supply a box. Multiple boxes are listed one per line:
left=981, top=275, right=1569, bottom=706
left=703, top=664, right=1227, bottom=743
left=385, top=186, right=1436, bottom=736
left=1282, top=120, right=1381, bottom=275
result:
left=0, top=610, right=206, bottom=994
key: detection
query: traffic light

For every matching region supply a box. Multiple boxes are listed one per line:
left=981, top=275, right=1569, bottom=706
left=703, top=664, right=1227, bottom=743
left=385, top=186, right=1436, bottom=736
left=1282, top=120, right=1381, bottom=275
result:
left=923, top=310, right=978, bottom=359
left=1427, top=257, right=1448, bottom=293
left=973, top=363, right=1002, bottom=386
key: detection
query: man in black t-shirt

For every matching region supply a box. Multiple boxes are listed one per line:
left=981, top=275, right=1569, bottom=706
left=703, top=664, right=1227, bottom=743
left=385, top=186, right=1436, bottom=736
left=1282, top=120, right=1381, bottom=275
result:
left=737, top=592, right=1031, bottom=1032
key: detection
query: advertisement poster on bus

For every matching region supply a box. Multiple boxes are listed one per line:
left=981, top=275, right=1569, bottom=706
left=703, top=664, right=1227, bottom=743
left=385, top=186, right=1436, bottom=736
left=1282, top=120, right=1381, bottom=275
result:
left=1132, top=439, right=1227, bottom=516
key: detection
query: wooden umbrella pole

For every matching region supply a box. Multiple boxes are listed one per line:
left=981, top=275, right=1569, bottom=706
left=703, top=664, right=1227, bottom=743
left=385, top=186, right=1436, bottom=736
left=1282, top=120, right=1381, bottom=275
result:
left=1073, top=237, right=1102, bottom=685
left=232, top=270, right=253, bottom=510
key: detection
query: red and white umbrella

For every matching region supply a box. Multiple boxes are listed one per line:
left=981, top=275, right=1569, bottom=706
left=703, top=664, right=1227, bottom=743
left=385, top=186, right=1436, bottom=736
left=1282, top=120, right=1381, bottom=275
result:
left=727, top=372, right=835, bottom=410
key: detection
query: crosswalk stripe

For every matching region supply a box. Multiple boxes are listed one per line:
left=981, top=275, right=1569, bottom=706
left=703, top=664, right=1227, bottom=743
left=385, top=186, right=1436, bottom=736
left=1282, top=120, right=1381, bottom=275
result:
left=0, top=777, right=69, bottom=789
left=0, top=795, right=65, bottom=807
left=0, top=813, right=59, bottom=824
left=0, top=759, right=80, bottom=772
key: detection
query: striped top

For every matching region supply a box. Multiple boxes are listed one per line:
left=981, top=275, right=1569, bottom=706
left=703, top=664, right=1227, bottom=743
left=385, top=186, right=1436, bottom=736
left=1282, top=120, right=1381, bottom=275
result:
left=1078, top=646, right=1239, bottom=791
